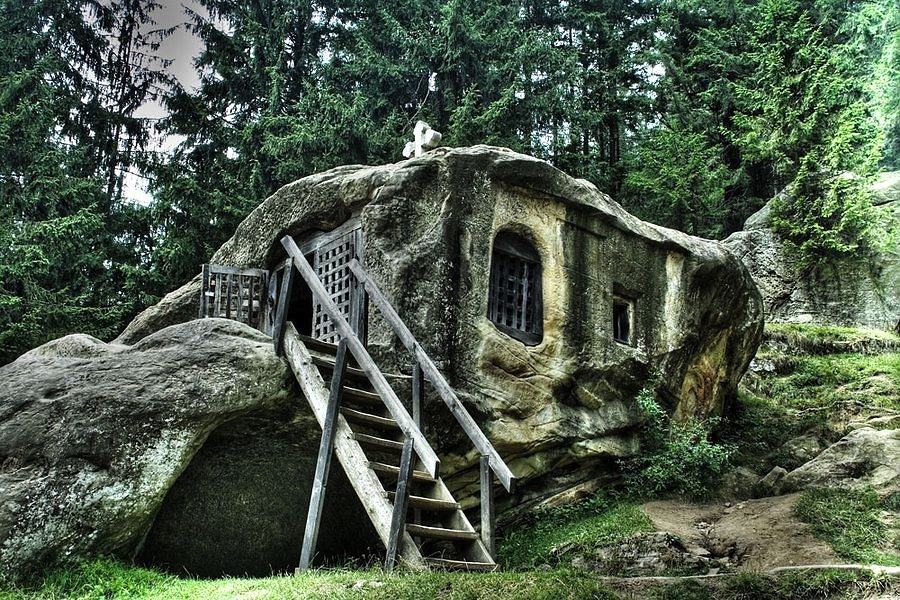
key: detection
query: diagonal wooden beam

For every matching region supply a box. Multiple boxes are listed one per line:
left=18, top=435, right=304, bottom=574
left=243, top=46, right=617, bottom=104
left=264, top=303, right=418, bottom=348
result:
left=281, top=235, right=440, bottom=479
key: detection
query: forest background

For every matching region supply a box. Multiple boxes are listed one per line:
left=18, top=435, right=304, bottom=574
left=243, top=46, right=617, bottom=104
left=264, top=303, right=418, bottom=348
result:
left=1, top=0, right=898, bottom=364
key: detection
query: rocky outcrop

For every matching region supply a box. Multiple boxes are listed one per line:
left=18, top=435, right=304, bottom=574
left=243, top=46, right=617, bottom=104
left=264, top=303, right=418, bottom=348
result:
left=0, top=147, right=765, bottom=578
left=0, top=319, right=375, bottom=580
left=112, top=146, right=762, bottom=503
left=724, top=171, right=900, bottom=331
left=781, top=427, right=900, bottom=493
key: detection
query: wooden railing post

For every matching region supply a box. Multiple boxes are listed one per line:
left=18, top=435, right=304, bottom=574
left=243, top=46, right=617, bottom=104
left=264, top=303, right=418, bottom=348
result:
left=297, top=338, right=349, bottom=571
left=199, top=264, right=210, bottom=318
left=480, top=455, right=495, bottom=557
left=410, top=359, right=424, bottom=529
left=385, top=437, right=415, bottom=571
left=272, top=258, right=294, bottom=356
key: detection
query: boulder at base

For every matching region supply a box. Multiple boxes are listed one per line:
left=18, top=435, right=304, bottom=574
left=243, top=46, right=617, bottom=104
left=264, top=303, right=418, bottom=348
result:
left=0, top=319, right=377, bottom=580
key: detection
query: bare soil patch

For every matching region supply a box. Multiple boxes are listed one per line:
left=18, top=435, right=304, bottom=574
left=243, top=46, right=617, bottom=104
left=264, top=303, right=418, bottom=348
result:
left=641, top=493, right=839, bottom=571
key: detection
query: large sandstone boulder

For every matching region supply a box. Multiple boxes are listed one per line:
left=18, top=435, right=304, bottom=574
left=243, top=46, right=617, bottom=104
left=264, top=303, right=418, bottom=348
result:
left=724, top=171, right=900, bottom=331
left=113, top=146, right=763, bottom=503
left=0, top=319, right=376, bottom=580
left=0, top=146, right=764, bottom=578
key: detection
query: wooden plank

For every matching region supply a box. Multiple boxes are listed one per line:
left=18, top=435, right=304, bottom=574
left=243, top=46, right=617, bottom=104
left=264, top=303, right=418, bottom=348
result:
left=205, top=265, right=268, bottom=277
left=273, top=258, right=294, bottom=356
left=199, top=264, right=210, bottom=318
left=213, top=273, right=222, bottom=317
left=353, top=433, right=404, bottom=452
left=265, top=266, right=281, bottom=336
left=480, top=454, right=495, bottom=557
left=425, top=557, right=497, bottom=572
left=297, top=339, right=348, bottom=570
left=385, top=492, right=459, bottom=512
left=282, top=324, right=425, bottom=569
left=385, top=438, right=414, bottom=571
left=405, top=524, right=479, bottom=542
left=341, top=386, right=382, bottom=407
left=412, top=360, right=423, bottom=429
left=225, top=273, right=233, bottom=318
left=340, top=407, right=399, bottom=430
left=236, top=275, right=244, bottom=322
left=281, top=235, right=440, bottom=479
left=311, top=355, right=401, bottom=382
left=369, top=461, right=436, bottom=483
left=348, top=258, right=516, bottom=493
left=411, top=359, right=423, bottom=529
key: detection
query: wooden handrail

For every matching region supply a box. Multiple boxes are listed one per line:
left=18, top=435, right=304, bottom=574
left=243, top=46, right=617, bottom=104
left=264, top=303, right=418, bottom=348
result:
left=348, top=258, right=517, bottom=493
left=281, top=236, right=441, bottom=479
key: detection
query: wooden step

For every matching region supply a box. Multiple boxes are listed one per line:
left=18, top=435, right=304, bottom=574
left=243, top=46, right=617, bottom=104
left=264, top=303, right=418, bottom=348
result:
left=341, top=385, right=382, bottom=407
left=385, top=492, right=460, bottom=512
left=312, top=354, right=412, bottom=383
left=296, top=333, right=340, bottom=355
left=353, top=433, right=404, bottom=452
left=341, top=407, right=399, bottom=430
left=369, top=461, right=437, bottom=483
left=425, top=557, right=497, bottom=572
left=406, top=524, right=478, bottom=542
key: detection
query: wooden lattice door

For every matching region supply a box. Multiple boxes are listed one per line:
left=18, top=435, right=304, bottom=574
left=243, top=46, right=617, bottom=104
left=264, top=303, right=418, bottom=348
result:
left=307, top=224, right=364, bottom=343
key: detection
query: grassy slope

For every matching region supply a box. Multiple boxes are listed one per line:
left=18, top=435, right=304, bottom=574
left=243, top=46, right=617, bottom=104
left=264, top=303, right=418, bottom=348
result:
left=3, top=325, right=899, bottom=599
left=723, top=324, right=900, bottom=473
left=724, top=324, right=900, bottom=567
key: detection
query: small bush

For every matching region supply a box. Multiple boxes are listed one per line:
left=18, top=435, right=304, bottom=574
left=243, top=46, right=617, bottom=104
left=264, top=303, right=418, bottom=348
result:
left=621, top=388, right=734, bottom=499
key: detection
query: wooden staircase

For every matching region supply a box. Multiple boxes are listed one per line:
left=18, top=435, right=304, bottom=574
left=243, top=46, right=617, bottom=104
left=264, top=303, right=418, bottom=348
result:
left=274, top=234, right=516, bottom=572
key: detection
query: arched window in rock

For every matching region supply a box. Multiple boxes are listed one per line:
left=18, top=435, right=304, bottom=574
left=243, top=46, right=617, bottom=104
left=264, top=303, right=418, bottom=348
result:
left=487, top=231, right=543, bottom=345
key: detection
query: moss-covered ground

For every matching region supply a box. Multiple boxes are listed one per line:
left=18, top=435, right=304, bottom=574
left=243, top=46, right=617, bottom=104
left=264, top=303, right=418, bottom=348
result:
left=722, top=324, right=900, bottom=473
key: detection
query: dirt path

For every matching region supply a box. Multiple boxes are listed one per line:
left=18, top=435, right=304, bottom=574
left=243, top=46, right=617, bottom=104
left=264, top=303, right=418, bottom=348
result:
left=641, top=493, right=839, bottom=571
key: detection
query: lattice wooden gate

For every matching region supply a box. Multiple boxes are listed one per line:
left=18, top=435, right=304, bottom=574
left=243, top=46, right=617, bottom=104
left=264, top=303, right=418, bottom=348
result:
left=199, top=265, right=270, bottom=332
left=309, top=227, right=363, bottom=343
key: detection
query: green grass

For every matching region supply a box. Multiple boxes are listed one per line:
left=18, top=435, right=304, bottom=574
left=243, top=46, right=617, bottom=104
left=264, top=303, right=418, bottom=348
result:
left=759, top=352, right=900, bottom=411
left=725, top=324, right=900, bottom=474
left=0, top=559, right=618, bottom=600
left=4, top=560, right=894, bottom=600
left=722, top=569, right=895, bottom=600
left=795, top=488, right=900, bottom=566
left=764, top=323, right=900, bottom=354
left=497, top=495, right=653, bottom=569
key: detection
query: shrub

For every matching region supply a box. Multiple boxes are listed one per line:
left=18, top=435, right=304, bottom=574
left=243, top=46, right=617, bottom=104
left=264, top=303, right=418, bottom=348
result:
left=621, top=388, right=734, bottom=499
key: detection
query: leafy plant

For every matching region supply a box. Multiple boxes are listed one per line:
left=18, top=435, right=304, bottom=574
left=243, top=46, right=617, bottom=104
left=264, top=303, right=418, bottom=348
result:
left=621, top=388, right=734, bottom=499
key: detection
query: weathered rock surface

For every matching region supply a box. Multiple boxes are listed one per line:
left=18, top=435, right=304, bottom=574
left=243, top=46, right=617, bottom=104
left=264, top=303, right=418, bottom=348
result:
left=114, top=146, right=763, bottom=504
left=0, top=147, right=765, bottom=578
left=724, top=170, right=900, bottom=331
left=781, top=427, right=900, bottom=492
left=0, top=318, right=375, bottom=580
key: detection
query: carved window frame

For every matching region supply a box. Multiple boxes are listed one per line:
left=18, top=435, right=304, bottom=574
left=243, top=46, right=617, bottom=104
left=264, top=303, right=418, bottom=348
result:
left=612, top=294, right=635, bottom=346
left=487, top=232, right=543, bottom=345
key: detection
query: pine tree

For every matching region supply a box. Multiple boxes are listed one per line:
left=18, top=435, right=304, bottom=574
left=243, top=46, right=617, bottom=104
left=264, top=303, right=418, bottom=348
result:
left=0, top=0, right=169, bottom=364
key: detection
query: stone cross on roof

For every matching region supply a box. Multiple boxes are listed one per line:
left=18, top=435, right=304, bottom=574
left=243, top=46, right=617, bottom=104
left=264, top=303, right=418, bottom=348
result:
left=403, top=121, right=442, bottom=158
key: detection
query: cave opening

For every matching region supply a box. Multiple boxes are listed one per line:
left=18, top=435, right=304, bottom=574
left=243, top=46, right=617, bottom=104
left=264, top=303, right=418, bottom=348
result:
left=137, top=407, right=381, bottom=578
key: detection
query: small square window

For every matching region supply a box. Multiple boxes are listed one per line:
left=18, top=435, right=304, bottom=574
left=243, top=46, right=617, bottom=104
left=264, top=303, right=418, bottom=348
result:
left=613, top=298, right=633, bottom=345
